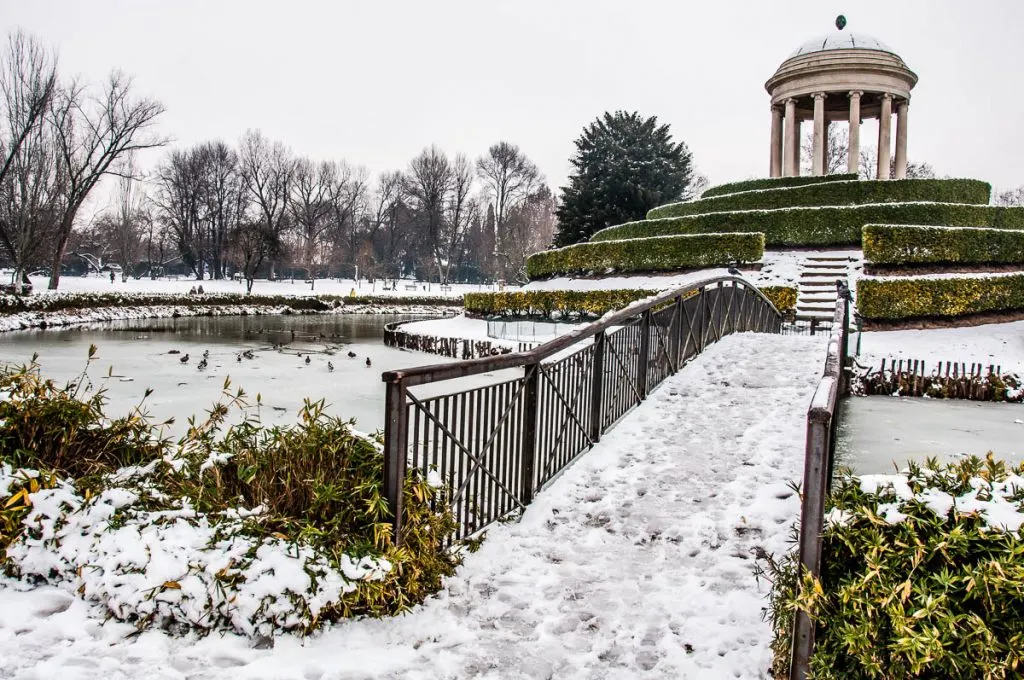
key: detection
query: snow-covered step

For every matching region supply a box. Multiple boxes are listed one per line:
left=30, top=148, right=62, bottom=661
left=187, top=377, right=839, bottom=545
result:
left=797, top=295, right=839, bottom=303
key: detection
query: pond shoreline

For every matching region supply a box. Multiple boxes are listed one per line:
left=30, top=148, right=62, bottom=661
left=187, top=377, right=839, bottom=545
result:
left=0, top=302, right=458, bottom=334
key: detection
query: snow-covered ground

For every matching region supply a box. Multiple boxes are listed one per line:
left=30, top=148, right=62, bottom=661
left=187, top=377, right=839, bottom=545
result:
left=857, top=320, right=1024, bottom=375
left=25, top=275, right=497, bottom=299
left=0, top=331, right=827, bottom=679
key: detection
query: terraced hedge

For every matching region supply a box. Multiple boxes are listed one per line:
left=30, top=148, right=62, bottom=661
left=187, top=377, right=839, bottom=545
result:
left=525, top=232, right=764, bottom=279
left=700, top=174, right=857, bottom=199
left=863, top=224, right=1024, bottom=266
left=592, top=203, right=1024, bottom=248
left=857, top=273, right=1024, bottom=320
left=649, top=179, right=992, bottom=220
left=464, top=285, right=796, bottom=319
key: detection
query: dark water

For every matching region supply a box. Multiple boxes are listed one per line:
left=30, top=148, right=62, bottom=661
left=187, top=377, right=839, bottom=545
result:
left=0, top=314, right=454, bottom=435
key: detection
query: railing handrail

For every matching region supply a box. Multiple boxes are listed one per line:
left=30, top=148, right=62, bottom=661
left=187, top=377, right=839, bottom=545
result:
left=790, top=286, right=850, bottom=680
left=382, top=274, right=781, bottom=387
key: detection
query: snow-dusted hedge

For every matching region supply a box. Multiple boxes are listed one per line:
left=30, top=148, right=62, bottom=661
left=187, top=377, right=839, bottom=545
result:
left=649, top=179, right=992, bottom=219
left=0, top=361, right=459, bottom=636
left=700, top=173, right=858, bottom=199
left=863, top=224, right=1024, bottom=267
left=856, top=273, right=1024, bottom=321
left=762, top=455, right=1024, bottom=678
left=464, top=285, right=797, bottom=318
left=0, top=291, right=461, bottom=315
left=525, top=233, right=764, bottom=279
left=591, top=203, right=1024, bottom=248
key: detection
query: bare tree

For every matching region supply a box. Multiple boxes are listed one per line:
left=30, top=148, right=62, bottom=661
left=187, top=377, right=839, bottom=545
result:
left=477, top=142, right=540, bottom=280
left=500, top=186, right=557, bottom=283
left=46, top=71, right=165, bottom=289
left=0, top=31, right=58, bottom=293
left=859, top=146, right=936, bottom=180
left=994, top=186, right=1024, bottom=206
left=438, top=154, right=478, bottom=285
left=801, top=124, right=849, bottom=176
left=290, top=157, right=335, bottom=288
left=365, top=170, right=408, bottom=279
left=197, top=141, right=244, bottom=279
left=95, top=155, right=146, bottom=281
left=238, top=129, right=292, bottom=281
left=154, top=147, right=206, bottom=278
left=405, top=146, right=453, bottom=281
left=327, top=161, right=368, bottom=276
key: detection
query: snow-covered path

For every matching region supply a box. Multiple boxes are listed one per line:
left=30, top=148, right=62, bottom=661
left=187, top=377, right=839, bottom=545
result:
left=0, top=332, right=825, bottom=680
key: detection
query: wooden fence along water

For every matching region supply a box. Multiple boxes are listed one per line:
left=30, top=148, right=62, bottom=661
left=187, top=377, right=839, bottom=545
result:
left=857, top=359, right=1021, bottom=402
left=383, top=320, right=535, bottom=359
left=790, top=289, right=850, bottom=680
left=380, top=276, right=784, bottom=545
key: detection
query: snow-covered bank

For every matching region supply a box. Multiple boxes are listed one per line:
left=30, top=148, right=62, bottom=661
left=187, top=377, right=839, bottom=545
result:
left=858, top=319, right=1024, bottom=375
left=26, top=275, right=489, bottom=299
left=0, top=332, right=826, bottom=679
left=0, top=302, right=454, bottom=334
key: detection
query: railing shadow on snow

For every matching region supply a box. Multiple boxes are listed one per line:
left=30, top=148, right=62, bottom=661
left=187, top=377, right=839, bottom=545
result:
left=379, top=274, right=784, bottom=545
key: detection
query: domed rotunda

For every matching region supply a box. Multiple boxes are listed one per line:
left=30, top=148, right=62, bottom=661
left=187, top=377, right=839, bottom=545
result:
left=765, top=18, right=918, bottom=179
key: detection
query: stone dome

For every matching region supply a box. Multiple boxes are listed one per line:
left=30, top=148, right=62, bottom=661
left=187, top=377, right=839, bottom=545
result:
left=788, top=31, right=896, bottom=59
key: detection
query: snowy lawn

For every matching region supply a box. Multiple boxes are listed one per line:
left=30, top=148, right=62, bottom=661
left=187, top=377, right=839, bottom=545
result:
left=26, top=275, right=497, bottom=299
left=0, top=332, right=826, bottom=679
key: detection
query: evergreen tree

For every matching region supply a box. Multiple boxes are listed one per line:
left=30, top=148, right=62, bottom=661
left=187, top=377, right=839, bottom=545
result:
left=554, top=111, right=694, bottom=246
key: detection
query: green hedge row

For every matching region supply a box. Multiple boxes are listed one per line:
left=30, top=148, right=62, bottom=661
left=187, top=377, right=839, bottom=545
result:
left=856, top=273, right=1024, bottom=320
left=700, top=173, right=858, bottom=199
left=648, top=179, right=992, bottom=220
left=863, top=224, right=1024, bottom=266
left=592, top=203, right=1024, bottom=248
left=525, top=232, right=764, bottom=279
left=0, top=292, right=462, bottom=315
left=464, top=285, right=797, bottom=318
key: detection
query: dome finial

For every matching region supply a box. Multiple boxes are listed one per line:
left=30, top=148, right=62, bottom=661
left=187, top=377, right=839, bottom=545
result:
left=835, top=15, right=847, bottom=31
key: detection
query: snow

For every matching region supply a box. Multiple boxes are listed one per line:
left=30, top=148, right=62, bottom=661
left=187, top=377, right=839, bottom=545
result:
left=26, top=275, right=492, bottom=299
left=523, top=268, right=733, bottom=292
left=859, top=270, right=1024, bottom=282
left=400, top=314, right=518, bottom=345
left=854, top=468, right=1024, bottom=534
left=857, top=319, right=1024, bottom=375
left=0, top=331, right=827, bottom=679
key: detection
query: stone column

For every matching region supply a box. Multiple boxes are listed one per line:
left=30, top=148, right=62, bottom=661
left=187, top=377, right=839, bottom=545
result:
left=847, top=91, right=862, bottom=175
left=877, top=93, right=893, bottom=180
left=769, top=105, right=784, bottom=178
left=812, top=93, right=826, bottom=176
left=783, top=98, right=799, bottom=177
left=894, top=99, right=909, bottom=179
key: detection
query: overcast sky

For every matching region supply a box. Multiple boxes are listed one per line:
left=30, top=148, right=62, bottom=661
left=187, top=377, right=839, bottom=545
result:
left=4, top=0, right=1024, bottom=196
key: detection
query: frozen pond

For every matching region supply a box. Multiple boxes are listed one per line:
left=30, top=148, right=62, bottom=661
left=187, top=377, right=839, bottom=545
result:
left=0, top=314, right=508, bottom=437
left=835, top=395, right=1024, bottom=474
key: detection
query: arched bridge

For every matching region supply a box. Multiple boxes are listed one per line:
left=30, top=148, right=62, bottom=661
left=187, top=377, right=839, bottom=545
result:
left=381, top=274, right=784, bottom=543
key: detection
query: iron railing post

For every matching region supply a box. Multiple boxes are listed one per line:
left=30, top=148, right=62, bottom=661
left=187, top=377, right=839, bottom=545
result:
left=520, top=362, right=540, bottom=505
left=671, top=295, right=684, bottom=371
left=590, top=331, right=606, bottom=442
left=383, top=379, right=409, bottom=546
left=637, top=309, right=651, bottom=399
left=791, top=408, right=833, bottom=680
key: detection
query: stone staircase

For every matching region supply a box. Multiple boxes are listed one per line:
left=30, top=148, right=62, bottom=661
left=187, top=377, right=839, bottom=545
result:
left=795, top=254, right=857, bottom=321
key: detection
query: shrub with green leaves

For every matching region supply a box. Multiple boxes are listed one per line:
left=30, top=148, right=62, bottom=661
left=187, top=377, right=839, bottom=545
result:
left=762, top=455, right=1024, bottom=679
left=863, top=224, right=1024, bottom=267
left=0, top=352, right=460, bottom=634
left=591, top=203, right=1024, bottom=248
left=464, top=284, right=797, bottom=318
left=700, top=174, right=858, bottom=199
left=649, top=179, right=992, bottom=219
left=526, top=232, right=764, bottom=279
left=856, top=273, right=1024, bottom=320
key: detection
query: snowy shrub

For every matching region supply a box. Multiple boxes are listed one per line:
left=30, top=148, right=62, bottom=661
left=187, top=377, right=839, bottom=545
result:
left=863, top=223, right=1024, bottom=268
left=525, top=232, right=764, bottom=279
left=0, top=356, right=459, bottom=635
left=700, top=173, right=858, bottom=199
left=464, top=285, right=797, bottom=319
left=761, top=455, right=1024, bottom=679
left=591, top=202, right=1024, bottom=248
left=649, top=178, right=992, bottom=220
left=856, top=273, right=1024, bottom=321
left=0, top=291, right=460, bottom=314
